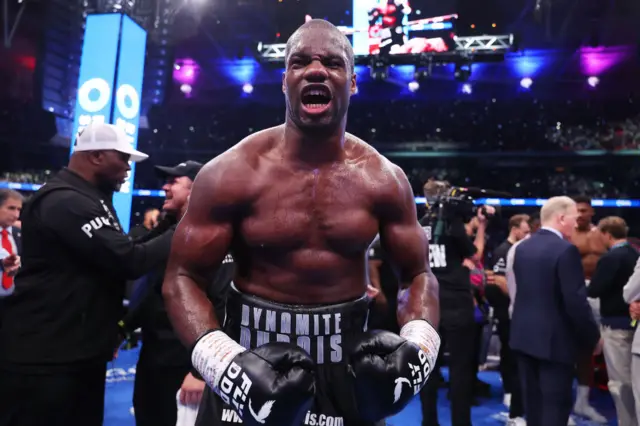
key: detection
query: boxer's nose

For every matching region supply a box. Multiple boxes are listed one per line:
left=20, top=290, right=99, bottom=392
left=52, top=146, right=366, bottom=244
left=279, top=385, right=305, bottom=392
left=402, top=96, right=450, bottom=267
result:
left=304, top=61, right=329, bottom=82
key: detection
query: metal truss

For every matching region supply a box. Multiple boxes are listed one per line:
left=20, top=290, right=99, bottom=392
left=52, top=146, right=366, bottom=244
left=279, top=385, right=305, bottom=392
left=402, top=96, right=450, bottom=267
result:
left=257, top=34, right=514, bottom=62
left=453, top=34, right=514, bottom=52
left=3, top=0, right=28, bottom=48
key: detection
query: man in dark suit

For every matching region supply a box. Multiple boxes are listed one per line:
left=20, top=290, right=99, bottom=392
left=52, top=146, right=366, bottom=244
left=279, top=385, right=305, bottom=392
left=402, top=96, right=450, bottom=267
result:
left=510, top=196, right=602, bottom=426
left=0, top=189, right=22, bottom=298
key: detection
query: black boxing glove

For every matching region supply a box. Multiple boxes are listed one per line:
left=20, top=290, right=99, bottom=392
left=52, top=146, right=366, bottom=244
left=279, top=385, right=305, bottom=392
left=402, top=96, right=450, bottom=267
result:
left=348, top=320, right=441, bottom=422
left=191, top=330, right=316, bottom=426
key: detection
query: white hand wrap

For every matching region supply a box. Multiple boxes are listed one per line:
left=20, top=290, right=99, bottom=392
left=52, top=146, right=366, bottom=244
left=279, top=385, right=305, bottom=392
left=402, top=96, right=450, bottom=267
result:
left=191, top=330, right=246, bottom=392
left=399, top=320, right=441, bottom=370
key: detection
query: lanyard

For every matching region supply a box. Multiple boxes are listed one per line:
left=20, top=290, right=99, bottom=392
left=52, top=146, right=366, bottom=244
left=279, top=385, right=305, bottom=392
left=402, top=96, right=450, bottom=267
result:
left=610, top=241, right=629, bottom=251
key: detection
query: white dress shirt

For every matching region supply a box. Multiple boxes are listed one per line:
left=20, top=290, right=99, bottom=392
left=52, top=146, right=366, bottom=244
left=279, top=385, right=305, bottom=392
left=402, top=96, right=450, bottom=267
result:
left=0, top=226, right=17, bottom=297
left=0, top=227, right=17, bottom=255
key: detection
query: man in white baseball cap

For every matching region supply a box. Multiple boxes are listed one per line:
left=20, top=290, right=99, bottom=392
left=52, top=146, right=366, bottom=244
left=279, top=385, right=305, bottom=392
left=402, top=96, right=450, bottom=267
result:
left=70, top=122, right=148, bottom=193
left=0, top=122, right=173, bottom=426
left=74, top=122, right=148, bottom=161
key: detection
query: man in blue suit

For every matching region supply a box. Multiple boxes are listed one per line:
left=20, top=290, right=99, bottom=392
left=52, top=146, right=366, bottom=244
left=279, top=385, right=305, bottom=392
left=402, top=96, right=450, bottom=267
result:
left=510, top=196, right=602, bottom=426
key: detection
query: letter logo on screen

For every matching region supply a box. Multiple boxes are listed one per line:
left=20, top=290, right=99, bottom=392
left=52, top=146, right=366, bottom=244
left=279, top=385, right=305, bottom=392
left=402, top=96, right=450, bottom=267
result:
left=78, top=78, right=111, bottom=113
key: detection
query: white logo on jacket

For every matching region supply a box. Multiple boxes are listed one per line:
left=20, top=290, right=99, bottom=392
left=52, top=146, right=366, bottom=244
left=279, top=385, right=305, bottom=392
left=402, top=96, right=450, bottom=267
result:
left=81, top=216, right=111, bottom=238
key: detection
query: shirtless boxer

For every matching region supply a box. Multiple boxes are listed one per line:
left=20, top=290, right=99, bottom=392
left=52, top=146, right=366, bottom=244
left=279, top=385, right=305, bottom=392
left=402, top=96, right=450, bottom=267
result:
left=571, top=195, right=607, bottom=423
left=163, top=19, right=440, bottom=426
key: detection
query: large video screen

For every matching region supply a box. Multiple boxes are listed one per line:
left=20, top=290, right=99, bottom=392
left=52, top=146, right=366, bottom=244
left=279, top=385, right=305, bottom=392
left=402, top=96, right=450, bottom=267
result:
left=351, top=0, right=457, bottom=56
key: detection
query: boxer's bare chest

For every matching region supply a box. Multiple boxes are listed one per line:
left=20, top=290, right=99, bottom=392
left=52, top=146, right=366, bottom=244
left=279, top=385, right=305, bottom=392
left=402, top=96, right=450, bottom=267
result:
left=573, top=229, right=606, bottom=278
left=241, top=161, right=380, bottom=256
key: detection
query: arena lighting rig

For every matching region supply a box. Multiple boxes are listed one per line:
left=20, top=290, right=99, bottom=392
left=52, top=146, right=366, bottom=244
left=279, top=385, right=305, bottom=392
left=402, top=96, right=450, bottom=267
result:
left=257, top=34, right=514, bottom=66
left=256, top=9, right=514, bottom=76
left=257, top=33, right=513, bottom=83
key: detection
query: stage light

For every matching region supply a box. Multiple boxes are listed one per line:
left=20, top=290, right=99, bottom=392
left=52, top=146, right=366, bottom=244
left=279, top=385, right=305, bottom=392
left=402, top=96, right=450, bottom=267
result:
left=454, top=61, right=471, bottom=82
left=180, top=84, right=192, bottom=94
left=520, top=77, right=533, bottom=89
left=461, top=83, right=472, bottom=94
left=370, top=56, right=389, bottom=81
left=408, top=81, right=419, bottom=92
left=587, top=76, right=599, bottom=87
left=242, top=83, right=254, bottom=94
left=174, top=64, right=180, bottom=70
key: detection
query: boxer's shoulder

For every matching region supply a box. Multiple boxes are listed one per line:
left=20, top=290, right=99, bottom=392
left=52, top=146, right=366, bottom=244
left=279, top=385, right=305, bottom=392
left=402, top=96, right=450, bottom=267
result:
left=198, top=128, right=280, bottom=186
left=191, top=148, right=262, bottom=211
left=345, top=134, right=403, bottom=179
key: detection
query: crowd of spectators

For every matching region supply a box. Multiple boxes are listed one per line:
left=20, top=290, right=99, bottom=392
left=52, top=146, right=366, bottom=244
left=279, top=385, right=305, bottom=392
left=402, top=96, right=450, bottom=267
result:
left=1, top=97, right=640, bottom=159
left=404, top=166, right=640, bottom=199
left=138, top=97, right=640, bottom=155
left=3, top=97, right=640, bottom=221
left=5, top=165, right=639, bottom=201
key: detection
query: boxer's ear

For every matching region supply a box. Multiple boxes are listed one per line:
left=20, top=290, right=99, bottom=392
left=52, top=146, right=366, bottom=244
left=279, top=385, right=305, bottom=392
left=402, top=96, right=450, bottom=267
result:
left=350, top=71, right=357, bottom=96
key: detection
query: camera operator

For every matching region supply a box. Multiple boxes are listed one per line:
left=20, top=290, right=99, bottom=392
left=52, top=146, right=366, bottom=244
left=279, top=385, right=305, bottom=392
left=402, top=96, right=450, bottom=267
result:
left=419, top=179, right=495, bottom=426
left=485, top=214, right=531, bottom=424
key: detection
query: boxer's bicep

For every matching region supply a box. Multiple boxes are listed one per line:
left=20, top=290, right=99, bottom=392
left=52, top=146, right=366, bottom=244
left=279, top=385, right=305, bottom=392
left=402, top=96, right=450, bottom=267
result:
left=378, top=168, right=439, bottom=327
left=169, top=210, right=233, bottom=288
left=163, top=163, right=239, bottom=346
left=378, top=169, right=429, bottom=285
left=170, top=171, right=234, bottom=273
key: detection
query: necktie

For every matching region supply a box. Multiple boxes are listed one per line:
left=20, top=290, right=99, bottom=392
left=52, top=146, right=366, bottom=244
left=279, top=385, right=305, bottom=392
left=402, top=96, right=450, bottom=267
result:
left=2, top=229, right=14, bottom=290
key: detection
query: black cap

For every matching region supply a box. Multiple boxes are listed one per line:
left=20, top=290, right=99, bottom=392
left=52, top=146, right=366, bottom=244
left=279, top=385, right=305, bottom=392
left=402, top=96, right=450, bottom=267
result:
left=155, top=161, right=203, bottom=181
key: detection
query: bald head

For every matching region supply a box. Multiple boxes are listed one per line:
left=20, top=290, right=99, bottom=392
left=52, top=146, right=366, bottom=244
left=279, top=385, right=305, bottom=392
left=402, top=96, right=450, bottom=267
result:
left=285, top=19, right=355, bottom=73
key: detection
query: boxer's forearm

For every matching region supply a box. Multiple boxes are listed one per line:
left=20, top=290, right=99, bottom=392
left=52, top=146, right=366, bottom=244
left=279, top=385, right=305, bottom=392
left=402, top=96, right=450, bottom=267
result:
left=397, top=271, right=439, bottom=328
left=473, top=223, right=486, bottom=259
left=163, top=272, right=221, bottom=347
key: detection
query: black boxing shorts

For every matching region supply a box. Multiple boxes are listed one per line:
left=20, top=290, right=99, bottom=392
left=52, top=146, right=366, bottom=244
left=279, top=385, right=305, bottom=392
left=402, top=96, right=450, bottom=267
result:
left=195, top=285, right=385, bottom=426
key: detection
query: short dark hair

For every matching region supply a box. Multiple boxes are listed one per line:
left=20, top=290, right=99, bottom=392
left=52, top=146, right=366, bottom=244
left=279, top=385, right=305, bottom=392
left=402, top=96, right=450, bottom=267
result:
left=572, top=195, right=592, bottom=206
left=284, top=19, right=355, bottom=73
left=0, top=189, right=23, bottom=207
left=423, top=179, right=450, bottom=198
left=598, top=216, right=628, bottom=239
left=528, top=212, right=540, bottom=227
left=508, top=214, right=530, bottom=230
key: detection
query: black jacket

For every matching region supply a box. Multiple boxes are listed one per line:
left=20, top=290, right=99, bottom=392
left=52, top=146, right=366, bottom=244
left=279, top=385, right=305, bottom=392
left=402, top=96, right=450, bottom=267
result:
left=0, top=168, right=174, bottom=370
left=587, top=243, right=639, bottom=329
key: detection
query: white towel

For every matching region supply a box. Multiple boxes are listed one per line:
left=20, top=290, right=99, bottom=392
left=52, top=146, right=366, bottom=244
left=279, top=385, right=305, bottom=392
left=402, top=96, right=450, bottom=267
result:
left=175, top=390, right=201, bottom=426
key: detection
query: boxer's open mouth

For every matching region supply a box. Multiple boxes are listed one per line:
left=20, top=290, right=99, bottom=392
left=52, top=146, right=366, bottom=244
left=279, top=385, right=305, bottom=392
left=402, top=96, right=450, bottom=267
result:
left=301, top=85, right=332, bottom=114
